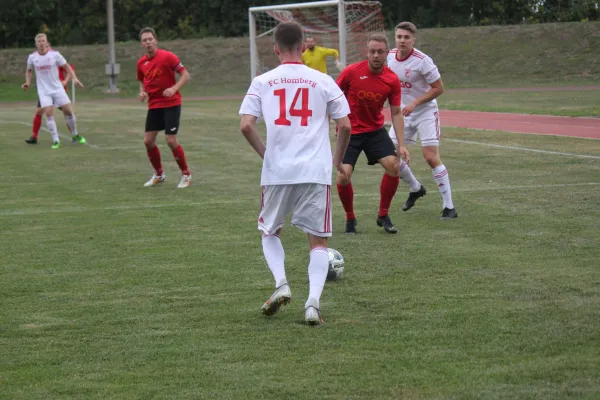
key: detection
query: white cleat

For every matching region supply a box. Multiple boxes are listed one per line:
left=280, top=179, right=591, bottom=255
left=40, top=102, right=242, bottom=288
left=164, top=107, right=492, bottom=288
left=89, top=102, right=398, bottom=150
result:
left=144, top=173, right=166, bottom=187
left=261, top=283, right=291, bottom=316
left=305, top=298, right=323, bottom=326
left=177, top=174, right=192, bottom=188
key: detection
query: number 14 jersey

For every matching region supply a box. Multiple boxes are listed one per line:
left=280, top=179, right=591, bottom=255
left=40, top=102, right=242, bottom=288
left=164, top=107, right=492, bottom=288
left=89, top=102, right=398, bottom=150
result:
left=239, top=62, right=350, bottom=186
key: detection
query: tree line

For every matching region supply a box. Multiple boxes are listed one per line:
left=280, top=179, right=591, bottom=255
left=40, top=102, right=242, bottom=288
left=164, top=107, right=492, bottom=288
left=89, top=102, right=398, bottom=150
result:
left=1, top=0, right=598, bottom=48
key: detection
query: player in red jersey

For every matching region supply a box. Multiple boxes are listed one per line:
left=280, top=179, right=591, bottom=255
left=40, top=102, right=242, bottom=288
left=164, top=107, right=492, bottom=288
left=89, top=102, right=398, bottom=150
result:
left=335, top=34, right=410, bottom=234
left=137, top=27, right=191, bottom=188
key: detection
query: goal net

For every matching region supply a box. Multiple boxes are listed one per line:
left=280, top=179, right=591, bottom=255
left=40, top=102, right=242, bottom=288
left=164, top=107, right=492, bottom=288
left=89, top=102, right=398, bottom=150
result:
left=248, top=0, right=385, bottom=79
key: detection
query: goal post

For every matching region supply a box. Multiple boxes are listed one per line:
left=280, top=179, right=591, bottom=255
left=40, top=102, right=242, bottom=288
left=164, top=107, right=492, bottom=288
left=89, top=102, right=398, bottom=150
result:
left=248, top=0, right=385, bottom=80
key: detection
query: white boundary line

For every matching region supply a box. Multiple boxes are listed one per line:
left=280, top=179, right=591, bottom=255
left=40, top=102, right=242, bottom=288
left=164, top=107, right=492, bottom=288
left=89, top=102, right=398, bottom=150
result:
left=446, top=138, right=600, bottom=160
left=442, top=126, right=600, bottom=141
left=353, top=182, right=600, bottom=199
left=1, top=183, right=598, bottom=217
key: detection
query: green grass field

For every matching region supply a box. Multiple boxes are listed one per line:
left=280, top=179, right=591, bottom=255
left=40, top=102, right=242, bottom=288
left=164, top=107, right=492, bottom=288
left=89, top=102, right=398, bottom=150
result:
left=1, top=100, right=599, bottom=399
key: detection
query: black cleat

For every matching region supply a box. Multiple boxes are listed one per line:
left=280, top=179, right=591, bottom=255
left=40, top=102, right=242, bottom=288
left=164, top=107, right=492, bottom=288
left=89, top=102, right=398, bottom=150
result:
left=402, top=185, right=426, bottom=211
left=345, top=218, right=357, bottom=234
left=376, top=215, right=398, bottom=234
left=440, top=208, right=458, bottom=219
left=25, top=136, right=38, bottom=144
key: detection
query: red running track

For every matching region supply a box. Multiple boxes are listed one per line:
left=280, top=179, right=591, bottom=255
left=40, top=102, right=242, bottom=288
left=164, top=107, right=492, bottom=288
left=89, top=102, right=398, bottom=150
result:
left=383, top=109, right=600, bottom=139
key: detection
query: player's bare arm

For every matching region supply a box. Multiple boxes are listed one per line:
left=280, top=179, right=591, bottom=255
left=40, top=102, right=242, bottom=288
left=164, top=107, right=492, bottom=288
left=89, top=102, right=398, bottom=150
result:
left=138, top=82, right=148, bottom=102
left=62, top=63, right=84, bottom=88
left=240, top=114, right=266, bottom=159
left=22, top=68, right=33, bottom=90
left=402, top=78, right=444, bottom=116
left=391, top=105, right=410, bottom=164
left=163, top=69, right=190, bottom=98
left=61, top=66, right=73, bottom=87
left=333, top=116, right=351, bottom=178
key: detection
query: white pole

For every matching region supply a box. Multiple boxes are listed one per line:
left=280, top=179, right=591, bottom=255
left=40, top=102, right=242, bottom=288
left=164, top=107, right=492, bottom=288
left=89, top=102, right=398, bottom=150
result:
left=249, top=9, right=257, bottom=80
left=107, top=0, right=118, bottom=92
left=338, top=0, right=346, bottom=66
left=249, top=0, right=339, bottom=12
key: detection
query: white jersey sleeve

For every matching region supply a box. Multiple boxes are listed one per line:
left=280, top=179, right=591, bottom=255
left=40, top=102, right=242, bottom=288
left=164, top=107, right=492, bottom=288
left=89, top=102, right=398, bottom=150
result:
left=54, top=51, right=67, bottom=67
left=26, top=54, right=34, bottom=70
left=325, top=76, right=350, bottom=119
left=239, top=78, right=263, bottom=118
left=421, top=56, right=441, bottom=84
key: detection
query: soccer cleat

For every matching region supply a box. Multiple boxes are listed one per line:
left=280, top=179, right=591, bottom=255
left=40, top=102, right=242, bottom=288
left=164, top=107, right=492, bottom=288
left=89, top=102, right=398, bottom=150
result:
left=144, top=173, right=166, bottom=187
left=345, top=218, right=357, bottom=235
left=72, top=135, right=86, bottom=144
left=25, top=136, right=38, bottom=144
left=376, top=215, right=398, bottom=234
left=440, top=208, right=458, bottom=220
left=51, top=141, right=60, bottom=149
left=402, top=185, right=427, bottom=211
left=177, top=174, right=192, bottom=188
left=305, top=298, right=323, bottom=326
left=261, top=283, right=291, bottom=316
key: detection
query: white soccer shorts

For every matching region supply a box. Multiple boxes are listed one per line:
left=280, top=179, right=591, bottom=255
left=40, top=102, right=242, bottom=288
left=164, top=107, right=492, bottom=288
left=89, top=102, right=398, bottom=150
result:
left=389, top=110, right=441, bottom=147
left=38, top=90, right=71, bottom=109
left=258, top=183, right=332, bottom=238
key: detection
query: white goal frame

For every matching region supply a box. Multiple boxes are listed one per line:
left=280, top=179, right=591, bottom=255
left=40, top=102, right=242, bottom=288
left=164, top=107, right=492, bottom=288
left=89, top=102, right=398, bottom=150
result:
left=248, top=0, right=383, bottom=79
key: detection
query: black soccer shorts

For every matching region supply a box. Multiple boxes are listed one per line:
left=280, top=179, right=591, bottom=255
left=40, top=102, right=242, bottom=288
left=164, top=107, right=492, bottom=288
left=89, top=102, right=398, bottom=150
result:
left=342, top=127, right=397, bottom=167
left=145, top=105, right=182, bottom=134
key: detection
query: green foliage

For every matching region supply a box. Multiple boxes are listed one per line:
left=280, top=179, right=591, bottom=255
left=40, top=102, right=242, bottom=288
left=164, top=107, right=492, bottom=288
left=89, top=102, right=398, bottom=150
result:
left=1, top=0, right=599, bottom=48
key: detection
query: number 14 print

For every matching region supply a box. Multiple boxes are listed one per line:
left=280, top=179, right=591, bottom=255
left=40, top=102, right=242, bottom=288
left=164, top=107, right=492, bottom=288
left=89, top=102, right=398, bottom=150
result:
left=274, top=88, right=313, bottom=126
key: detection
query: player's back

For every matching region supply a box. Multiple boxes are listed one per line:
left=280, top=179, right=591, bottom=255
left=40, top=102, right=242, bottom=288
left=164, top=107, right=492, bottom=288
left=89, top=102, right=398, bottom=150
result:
left=252, top=64, right=342, bottom=185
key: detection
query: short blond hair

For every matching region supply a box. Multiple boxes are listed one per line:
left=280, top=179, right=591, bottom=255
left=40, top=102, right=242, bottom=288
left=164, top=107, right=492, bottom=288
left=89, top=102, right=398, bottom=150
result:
left=367, top=33, right=388, bottom=48
left=395, top=22, right=417, bottom=35
left=35, top=33, right=47, bottom=41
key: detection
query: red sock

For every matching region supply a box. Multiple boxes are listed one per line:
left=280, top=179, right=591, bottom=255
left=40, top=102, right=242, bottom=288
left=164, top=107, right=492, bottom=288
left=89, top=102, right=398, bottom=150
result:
left=337, top=183, right=355, bottom=220
left=379, top=173, right=400, bottom=218
left=32, top=114, right=42, bottom=139
left=146, top=145, right=163, bottom=175
left=172, top=145, right=190, bottom=175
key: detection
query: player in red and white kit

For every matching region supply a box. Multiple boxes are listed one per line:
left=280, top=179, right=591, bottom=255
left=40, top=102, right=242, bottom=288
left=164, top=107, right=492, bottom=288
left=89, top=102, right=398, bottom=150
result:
left=387, top=22, right=457, bottom=219
left=335, top=34, right=410, bottom=235
left=137, top=27, right=191, bottom=188
left=239, top=21, right=351, bottom=325
left=22, top=34, right=85, bottom=149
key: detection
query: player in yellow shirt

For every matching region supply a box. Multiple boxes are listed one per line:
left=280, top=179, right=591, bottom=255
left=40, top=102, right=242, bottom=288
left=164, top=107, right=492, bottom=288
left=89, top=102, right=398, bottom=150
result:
left=302, top=37, right=344, bottom=74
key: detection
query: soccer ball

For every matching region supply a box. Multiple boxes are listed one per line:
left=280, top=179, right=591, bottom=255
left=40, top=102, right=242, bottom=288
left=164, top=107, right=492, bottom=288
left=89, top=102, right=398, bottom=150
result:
left=326, top=248, right=344, bottom=281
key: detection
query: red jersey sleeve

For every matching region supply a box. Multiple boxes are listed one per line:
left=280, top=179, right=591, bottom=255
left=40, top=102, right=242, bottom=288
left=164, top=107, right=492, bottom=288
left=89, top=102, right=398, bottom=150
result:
left=136, top=60, right=144, bottom=81
left=388, top=74, right=402, bottom=107
left=335, top=67, right=350, bottom=94
left=169, top=52, right=185, bottom=73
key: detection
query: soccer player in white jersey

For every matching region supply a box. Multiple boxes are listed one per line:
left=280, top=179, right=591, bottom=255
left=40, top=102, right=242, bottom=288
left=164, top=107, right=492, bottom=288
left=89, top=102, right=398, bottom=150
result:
left=22, top=33, right=85, bottom=149
left=387, top=22, right=457, bottom=219
left=239, top=21, right=351, bottom=325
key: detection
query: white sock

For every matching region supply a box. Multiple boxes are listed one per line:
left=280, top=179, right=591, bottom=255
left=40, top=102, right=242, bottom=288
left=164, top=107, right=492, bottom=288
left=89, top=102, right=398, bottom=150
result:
left=66, top=115, right=78, bottom=136
left=46, top=116, right=59, bottom=143
left=432, top=164, right=454, bottom=209
left=399, top=159, right=421, bottom=192
left=262, top=234, right=286, bottom=287
left=306, top=247, right=328, bottom=306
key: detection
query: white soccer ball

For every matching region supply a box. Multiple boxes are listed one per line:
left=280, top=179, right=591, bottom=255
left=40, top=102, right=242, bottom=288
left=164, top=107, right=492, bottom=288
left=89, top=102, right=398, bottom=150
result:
left=326, top=248, right=344, bottom=281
